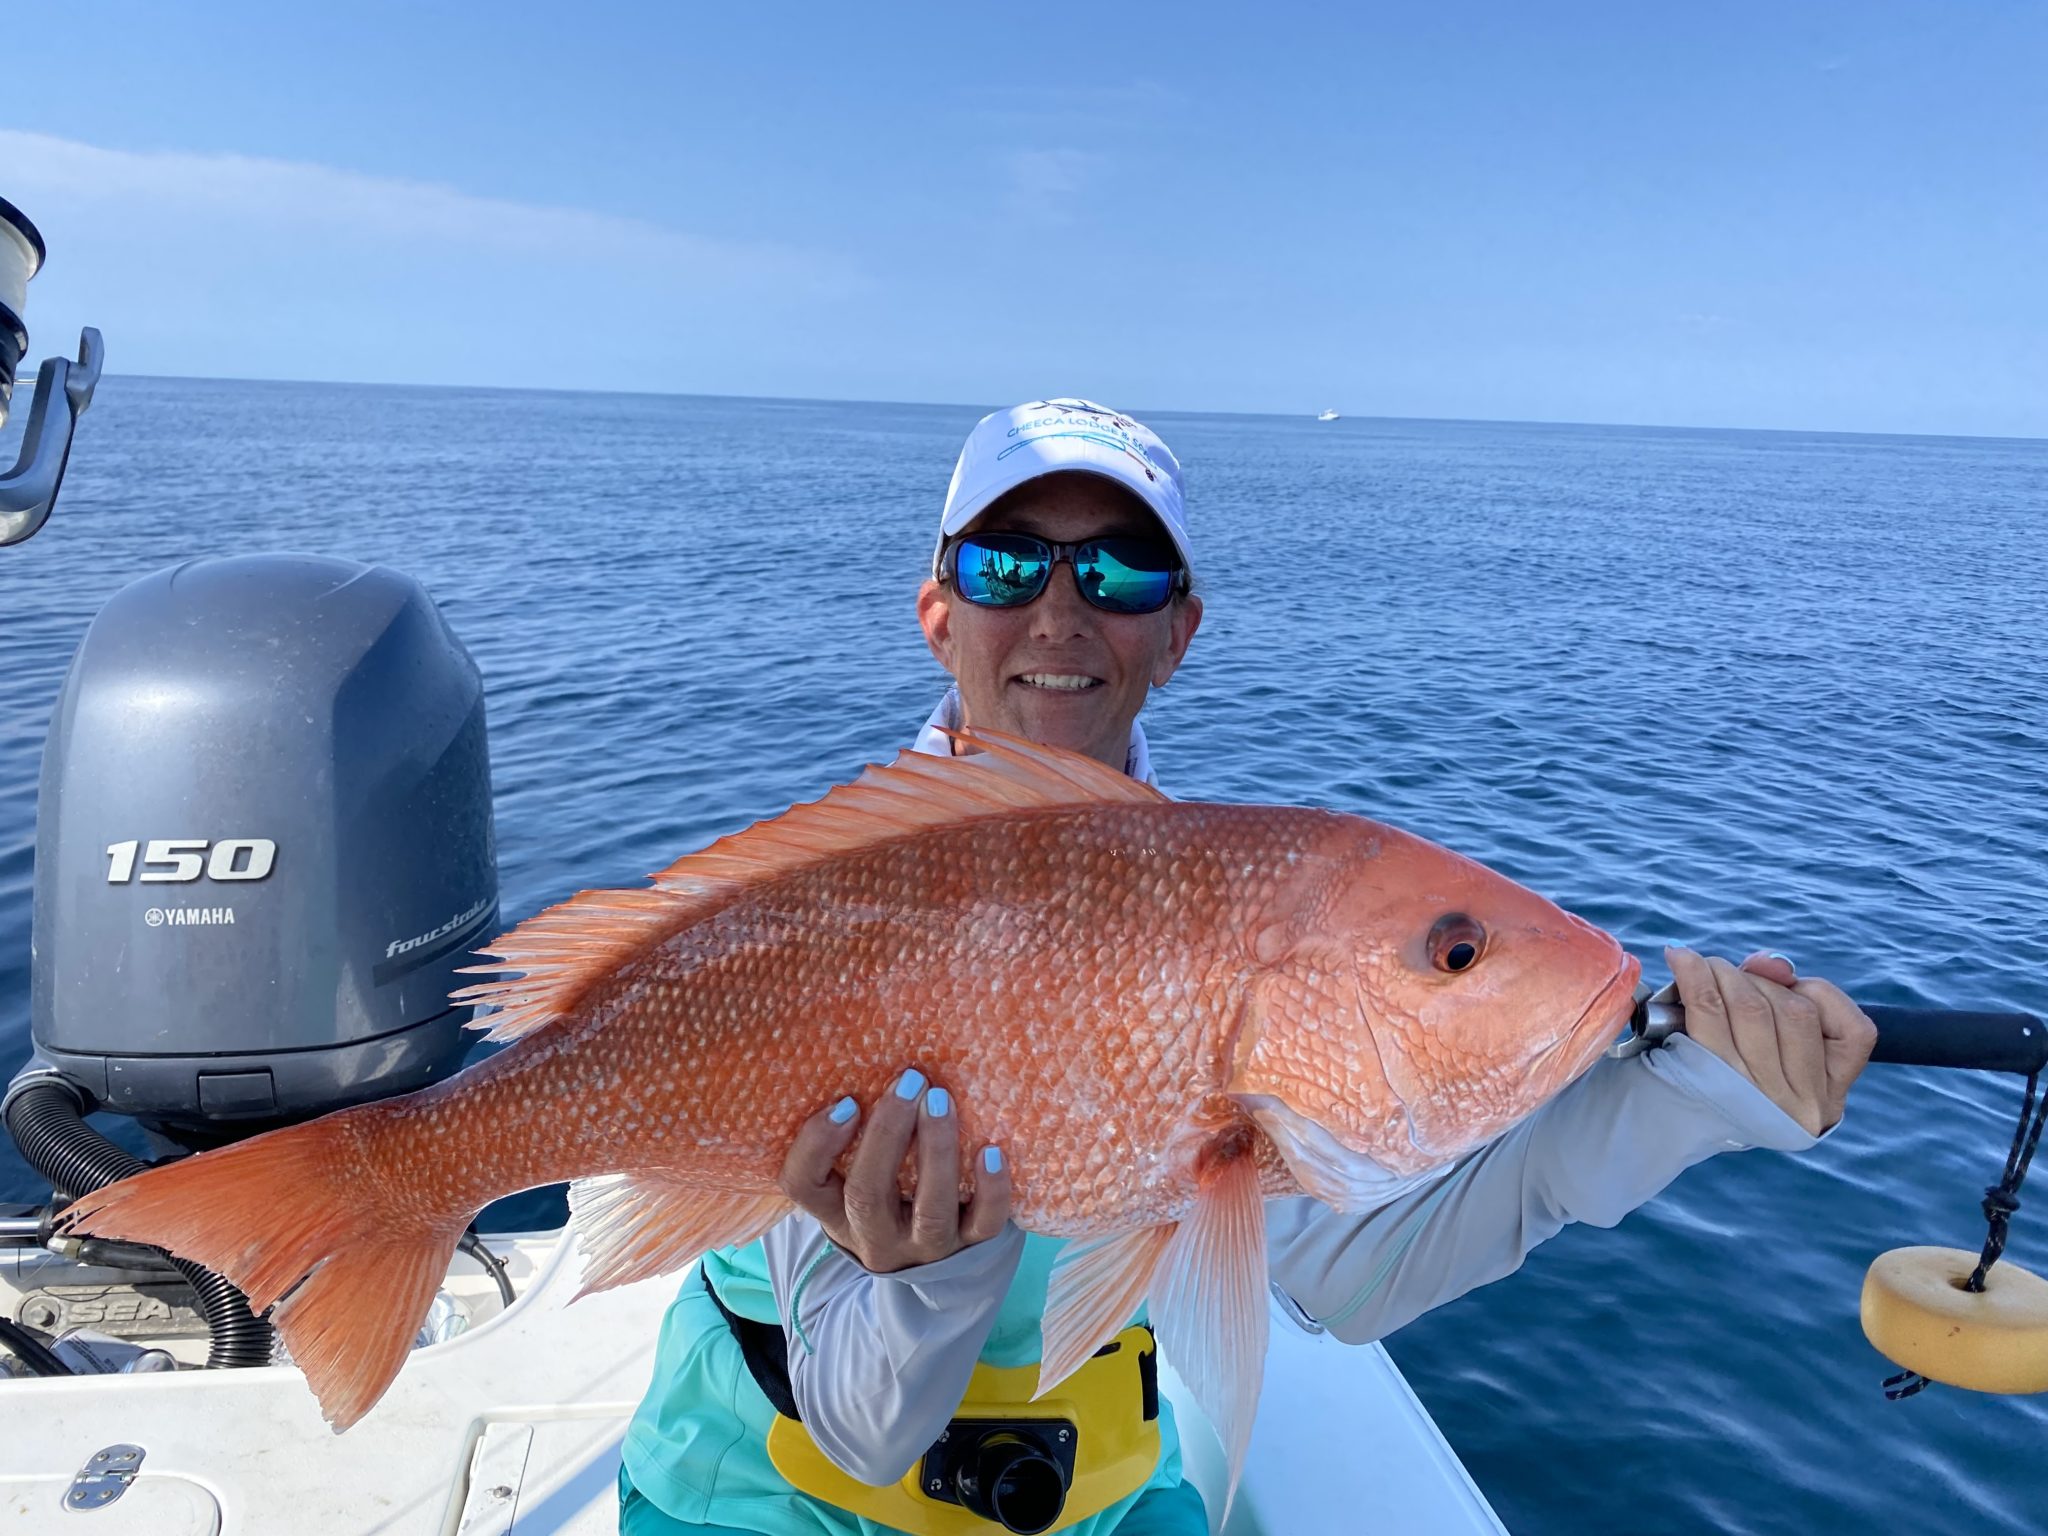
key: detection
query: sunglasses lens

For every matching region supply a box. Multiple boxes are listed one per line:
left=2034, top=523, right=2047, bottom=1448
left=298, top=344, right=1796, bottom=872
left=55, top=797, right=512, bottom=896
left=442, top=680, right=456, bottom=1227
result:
left=952, top=534, right=1051, bottom=607
left=1076, top=539, right=1178, bottom=614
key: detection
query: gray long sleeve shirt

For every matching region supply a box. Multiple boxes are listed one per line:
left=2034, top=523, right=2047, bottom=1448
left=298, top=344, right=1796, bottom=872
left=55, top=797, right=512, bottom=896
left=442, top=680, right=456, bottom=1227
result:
left=764, top=1004, right=1822, bottom=1486
left=764, top=699, right=1826, bottom=1485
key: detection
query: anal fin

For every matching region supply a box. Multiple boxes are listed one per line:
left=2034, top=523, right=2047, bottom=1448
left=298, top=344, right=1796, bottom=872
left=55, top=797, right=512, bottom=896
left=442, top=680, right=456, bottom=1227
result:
left=569, top=1172, right=790, bottom=1300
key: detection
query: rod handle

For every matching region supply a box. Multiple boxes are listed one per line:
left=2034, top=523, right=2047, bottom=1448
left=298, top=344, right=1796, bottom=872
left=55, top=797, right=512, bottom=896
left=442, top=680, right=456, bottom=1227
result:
left=1863, top=1005, right=2048, bottom=1077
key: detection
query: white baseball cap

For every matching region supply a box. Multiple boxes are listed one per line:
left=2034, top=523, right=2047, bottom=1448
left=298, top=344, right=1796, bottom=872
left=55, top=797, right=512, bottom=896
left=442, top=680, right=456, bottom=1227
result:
left=930, top=399, right=1192, bottom=581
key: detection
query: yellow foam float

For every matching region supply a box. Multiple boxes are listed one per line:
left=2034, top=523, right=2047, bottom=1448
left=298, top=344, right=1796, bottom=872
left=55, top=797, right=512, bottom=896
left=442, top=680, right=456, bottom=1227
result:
left=1861, top=1246, right=2048, bottom=1394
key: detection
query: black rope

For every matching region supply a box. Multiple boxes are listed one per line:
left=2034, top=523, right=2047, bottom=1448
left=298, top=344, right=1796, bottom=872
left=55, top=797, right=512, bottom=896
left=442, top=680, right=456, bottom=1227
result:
left=1965, top=1070, right=2045, bottom=1293
left=1885, top=1069, right=2046, bottom=1402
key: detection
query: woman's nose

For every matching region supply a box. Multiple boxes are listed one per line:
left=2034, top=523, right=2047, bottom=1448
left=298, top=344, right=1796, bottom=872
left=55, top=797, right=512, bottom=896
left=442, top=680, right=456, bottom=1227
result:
left=1029, top=560, right=1096, bottom=637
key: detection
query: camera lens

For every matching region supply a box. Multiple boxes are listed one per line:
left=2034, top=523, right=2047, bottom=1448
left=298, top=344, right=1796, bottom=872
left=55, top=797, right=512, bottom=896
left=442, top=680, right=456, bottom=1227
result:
left=956, top=1431, right=1068, bottom=1535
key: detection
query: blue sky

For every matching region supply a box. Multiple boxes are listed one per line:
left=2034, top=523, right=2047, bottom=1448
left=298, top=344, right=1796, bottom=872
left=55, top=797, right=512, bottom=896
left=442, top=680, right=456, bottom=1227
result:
left=6, top=3, right=2044, bottom=435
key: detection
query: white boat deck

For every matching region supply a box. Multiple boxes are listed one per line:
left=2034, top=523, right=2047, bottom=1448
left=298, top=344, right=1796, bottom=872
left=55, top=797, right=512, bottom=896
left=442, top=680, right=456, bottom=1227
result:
left=0, top=1230, right=1504, bottom=1534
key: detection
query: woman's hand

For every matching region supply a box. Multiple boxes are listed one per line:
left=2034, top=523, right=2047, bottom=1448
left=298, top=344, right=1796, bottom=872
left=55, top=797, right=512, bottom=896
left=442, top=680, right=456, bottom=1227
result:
left=778, top=1068, right=1012, bottom=1273
left=1665, top=946, right=1877, bottom=1136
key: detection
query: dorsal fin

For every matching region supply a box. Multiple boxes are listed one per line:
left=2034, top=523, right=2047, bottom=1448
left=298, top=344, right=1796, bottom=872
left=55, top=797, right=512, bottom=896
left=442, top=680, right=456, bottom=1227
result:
left=451, top=888, right=699, bottom=1044
left=453, top=727, right=1163, bottom=1043
left=654, top=726, right=1163, bottom=896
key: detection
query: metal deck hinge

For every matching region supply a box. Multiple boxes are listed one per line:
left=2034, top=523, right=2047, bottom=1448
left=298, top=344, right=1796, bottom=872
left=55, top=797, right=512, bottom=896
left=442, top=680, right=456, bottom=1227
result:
left=66, top=1443, right=145, bottom=1511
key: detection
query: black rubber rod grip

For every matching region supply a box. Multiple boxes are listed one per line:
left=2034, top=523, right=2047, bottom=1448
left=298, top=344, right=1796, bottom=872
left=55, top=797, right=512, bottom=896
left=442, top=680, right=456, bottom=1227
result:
left=1863, top=1006, right=2048, bottom=1076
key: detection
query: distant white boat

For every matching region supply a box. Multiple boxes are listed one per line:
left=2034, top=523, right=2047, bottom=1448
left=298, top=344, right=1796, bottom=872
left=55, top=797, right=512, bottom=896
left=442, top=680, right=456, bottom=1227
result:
left=1316, top=409, right=1340, bottom=422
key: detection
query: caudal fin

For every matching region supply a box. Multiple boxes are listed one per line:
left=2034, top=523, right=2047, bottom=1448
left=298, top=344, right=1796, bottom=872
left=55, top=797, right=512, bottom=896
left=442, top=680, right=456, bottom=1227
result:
left=58, top=1107, right=465, bottom=1431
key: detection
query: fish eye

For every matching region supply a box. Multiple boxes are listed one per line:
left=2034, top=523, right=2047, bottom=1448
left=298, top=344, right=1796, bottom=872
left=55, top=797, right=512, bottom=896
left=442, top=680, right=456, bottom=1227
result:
left=1428, top=913, right=1486, bottom=974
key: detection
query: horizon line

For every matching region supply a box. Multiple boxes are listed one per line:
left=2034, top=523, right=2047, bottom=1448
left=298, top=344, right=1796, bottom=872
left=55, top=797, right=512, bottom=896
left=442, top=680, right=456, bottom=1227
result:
left=65, top=370, right=2048, bottom=449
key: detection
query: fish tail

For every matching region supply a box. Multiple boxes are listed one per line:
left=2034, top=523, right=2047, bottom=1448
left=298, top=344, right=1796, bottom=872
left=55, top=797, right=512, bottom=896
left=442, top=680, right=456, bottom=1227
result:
left=59, top=1103, right=466, bottom=1431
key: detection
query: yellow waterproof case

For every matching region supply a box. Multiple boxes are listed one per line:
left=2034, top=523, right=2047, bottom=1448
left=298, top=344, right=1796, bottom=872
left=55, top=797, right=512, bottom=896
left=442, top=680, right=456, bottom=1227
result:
left=766, top=1324, right=1162, bottom=1535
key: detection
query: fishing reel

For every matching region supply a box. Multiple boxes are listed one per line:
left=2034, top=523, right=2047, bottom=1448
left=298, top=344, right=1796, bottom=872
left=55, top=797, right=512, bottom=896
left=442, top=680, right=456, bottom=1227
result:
left=0, top=192, right=102, bottom=547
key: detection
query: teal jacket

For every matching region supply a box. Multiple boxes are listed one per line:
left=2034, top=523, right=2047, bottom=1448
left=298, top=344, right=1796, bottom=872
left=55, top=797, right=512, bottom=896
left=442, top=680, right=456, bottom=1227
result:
left=621, top=1231, right=1184, bottom=1535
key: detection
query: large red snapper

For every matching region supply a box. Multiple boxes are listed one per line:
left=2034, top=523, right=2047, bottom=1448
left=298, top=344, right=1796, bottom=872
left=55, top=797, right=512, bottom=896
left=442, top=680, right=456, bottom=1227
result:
left=60, top=729, right=1638, bottom=1492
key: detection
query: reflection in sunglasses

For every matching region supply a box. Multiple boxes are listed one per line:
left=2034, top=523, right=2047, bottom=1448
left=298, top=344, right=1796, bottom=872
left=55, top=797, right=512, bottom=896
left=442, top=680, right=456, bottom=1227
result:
left=953, top=533, right=1181, bottom=615
left=973, top=549, right=1040, bottom=602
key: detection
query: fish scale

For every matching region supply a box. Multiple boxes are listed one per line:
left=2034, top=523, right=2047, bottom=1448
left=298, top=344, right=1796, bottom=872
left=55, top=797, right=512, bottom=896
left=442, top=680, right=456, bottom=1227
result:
left=537, top=802, right=1306, bottom=1230
left=298, top=802, right=1288, bottom=1239
left=59, top=727, right=1637, bottom=1501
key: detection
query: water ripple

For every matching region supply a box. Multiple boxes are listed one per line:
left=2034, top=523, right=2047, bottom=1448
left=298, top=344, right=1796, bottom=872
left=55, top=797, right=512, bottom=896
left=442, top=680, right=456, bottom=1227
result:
left=2, top=385, right=2044, bottom=1532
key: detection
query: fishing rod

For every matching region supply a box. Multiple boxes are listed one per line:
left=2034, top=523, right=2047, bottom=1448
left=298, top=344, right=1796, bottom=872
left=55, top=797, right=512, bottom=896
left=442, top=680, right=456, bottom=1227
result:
left=1619, top=986, right=2048, bottom=1076
left=0, top=192, right=103, bottom=548
left=1619, top=979, right=2048, bottom=1403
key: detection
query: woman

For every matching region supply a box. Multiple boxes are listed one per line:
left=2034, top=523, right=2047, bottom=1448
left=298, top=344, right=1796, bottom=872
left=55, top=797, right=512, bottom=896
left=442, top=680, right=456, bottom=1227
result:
left=619, top=400, right=1873, bottom=1536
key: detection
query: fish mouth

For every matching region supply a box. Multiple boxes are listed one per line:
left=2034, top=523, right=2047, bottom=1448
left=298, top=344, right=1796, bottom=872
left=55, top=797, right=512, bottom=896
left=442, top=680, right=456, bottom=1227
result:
left=1517, top=956, right=1643, bottom=1080
left=1563, top=956, right=1645, bottom=1066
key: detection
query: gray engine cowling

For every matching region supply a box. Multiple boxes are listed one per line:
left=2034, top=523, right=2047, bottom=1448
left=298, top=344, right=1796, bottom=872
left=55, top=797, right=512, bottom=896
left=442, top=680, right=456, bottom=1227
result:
left=27, top=554, right=498, bottom=1134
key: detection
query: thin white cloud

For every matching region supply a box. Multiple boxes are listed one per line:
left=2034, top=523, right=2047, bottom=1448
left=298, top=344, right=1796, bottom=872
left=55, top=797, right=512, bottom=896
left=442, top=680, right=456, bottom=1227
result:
left=1003, top=148, right=1106, bottom=226
left=968, top=80, right=1182, bottom=135
left=0, top=129, right=867, bottom=389
left=0, top=130, right=851, bottom=295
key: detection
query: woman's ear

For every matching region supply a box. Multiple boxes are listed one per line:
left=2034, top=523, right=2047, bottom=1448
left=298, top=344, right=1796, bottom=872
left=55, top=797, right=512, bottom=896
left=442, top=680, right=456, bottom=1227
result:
left=1153, top=594, right=1203, bottom=687
left=917, top=578, right=955, bottom=671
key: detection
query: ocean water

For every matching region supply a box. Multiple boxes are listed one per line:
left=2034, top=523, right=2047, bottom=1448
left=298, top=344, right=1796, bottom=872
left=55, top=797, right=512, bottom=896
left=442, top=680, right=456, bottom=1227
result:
left=1, top=377, right=2044, bottom=1534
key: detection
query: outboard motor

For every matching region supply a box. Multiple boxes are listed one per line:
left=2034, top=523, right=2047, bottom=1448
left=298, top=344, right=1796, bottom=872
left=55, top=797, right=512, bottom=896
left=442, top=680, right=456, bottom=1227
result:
left=4, top=554, right=498, bottom=1368
left=17, top=553, right=498, bottom=1134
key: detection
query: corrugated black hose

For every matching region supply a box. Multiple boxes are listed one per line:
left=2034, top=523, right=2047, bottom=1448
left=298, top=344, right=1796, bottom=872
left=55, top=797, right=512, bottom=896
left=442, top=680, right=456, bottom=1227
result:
left=0, top=1315, right=72, bottom=1376
left=4, top=1079, right=273, bottom=1368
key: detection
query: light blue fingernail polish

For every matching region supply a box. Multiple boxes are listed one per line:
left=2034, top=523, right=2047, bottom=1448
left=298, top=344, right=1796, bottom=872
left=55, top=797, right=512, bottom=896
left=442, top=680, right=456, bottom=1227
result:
left=828, top=1096, right=857, bottom=1125
left=983, top=1146, right=1004, bottom=1174
left=895, top=1068, right=926, bottom=1100
left=926, top=1087, right=950, bottom=1117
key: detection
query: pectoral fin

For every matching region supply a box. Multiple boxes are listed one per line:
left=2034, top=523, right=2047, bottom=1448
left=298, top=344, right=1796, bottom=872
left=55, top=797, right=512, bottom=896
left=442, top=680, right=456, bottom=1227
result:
left=1149, top=1150, right=1268, bottom=1512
